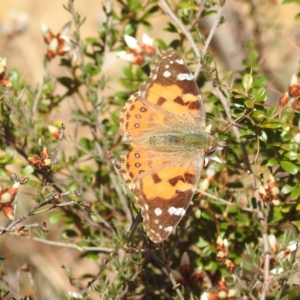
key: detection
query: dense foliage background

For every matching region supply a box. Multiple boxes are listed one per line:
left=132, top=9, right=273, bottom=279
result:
left=0, top=0, right=299, bottom=299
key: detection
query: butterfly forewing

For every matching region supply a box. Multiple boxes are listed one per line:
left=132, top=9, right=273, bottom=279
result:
left=140, top=50, right=206, bottom=124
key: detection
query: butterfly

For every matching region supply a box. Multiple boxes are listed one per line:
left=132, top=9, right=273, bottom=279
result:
left=118, top=50, right=225, bottom=243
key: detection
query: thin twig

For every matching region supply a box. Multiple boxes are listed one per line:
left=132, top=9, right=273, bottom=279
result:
left=99, top=248, right=126, bottom=300
left=51, top=123, right=65, bottom=167
left=186, top=0, right=206, bottom=32
left=198, top=189, right=258, bottom=213
left=195, top=5, right=224, bottom=78
left=159, top=0, right=200, bottom=59
left=159, top=244, right=184, bottom=300
left=0, top=190, right=77, bottom=235
left=32, top=64, right=49, bottom=114
left=40, top=123, right=66, bottom=195
left=68, top=0, right=93, bottom=102
left=159, top=0, right=224, bottom=80
left=30, top=236, right=114, bottom=252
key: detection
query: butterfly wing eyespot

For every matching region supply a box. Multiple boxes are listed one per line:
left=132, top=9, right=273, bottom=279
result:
left=118, top=50, right=223, bottom=243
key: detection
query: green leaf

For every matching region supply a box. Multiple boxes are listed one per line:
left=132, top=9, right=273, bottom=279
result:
left=262, top=122, right=283, bottom=129
left=130, top=0, right=142, bottom=9
left=68, top=182, right=80, bottom=191
left=267, top=157, right=278, bottom=167
left=281, top=142, right=298, bottom=152
left=0, top=169, right=6, bottom=178
left=265, top=106, right=277, bottom=118
left=252, top=87, right=267, bottom=103
left=136, top=67, right=144, bottom=80
left=252, top=109, right=265, bottom=120
left=283, top=151, right=298, bottom=161
left=49, top=212, right=63, bottom=224
left=155, top=38, right=168, bottom=50
left=291, top=186, right=300, bottom=200
left=22, top=165, right=35, bottom=176
left=166, top=22, right=178, bottom=33
left=85, top=37, right=101, bottom=46
left=57, top=77, right=75, bottom=89
left=85, top=62, right=100, bottom=76
left=226, top=182, right=244, bottom=188
left=221, top=70, right=233, bottom=82
left=179, top=2, right=198, bottom=10
left=123, top=66, right=133, bottom=79
left=145, top=5, right=160, bottom=15
left=245, top=49, right=259, bottom=67
left=124, top=23, right=137, bottom=36
left=0, top=148, right=14, bottom=164
left=244, top=99, right=254, bottom=108
left=79, top=138, right=92, bottom=151
left=282, top=184, right=296, bottom=194
left=280, top=161, right=299, bottom=174
left=253, top=75, right=267, bottom=87
left=9, top=69, right=21, bottom=90
left=282, top=0, right=300, bottom=3
left=84, top=252, right=99, bottom=260
left=114, top=91, right=128, bottom=101
left=201, top=9, right=217, bottom=17
left=62, top=229, right=78, bottom=239
left=260, top=130, right=268, bottom=142
left=196, top=237, right=210, bottom=248
left=242, top=74, right=253, bottom=92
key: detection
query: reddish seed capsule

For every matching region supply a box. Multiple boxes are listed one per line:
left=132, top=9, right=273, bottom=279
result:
left=40, top=147, right=50, bottom=159
left=293, top=99, right=300, bottom=111
left=279, top=93, right=289, bottom=107
left=28, top=156, right=41, bottom=167
left=289, top=83, right=300, bottom=98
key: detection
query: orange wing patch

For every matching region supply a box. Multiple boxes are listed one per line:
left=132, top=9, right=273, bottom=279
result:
left=144, top=83, right=200, bottom=115
left=119, top=94, right=166, bottom=141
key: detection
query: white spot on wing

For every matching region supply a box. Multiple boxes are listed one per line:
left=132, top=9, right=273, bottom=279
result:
left=168, top=206, right=186, bottom=216
left=163, top=70, right=171, bottom=78
left=164, top=226, right=173, bottom=232
left=144, top=204, right=149, bottom=211
left=175, top=58, right=184, bottom=65
left=154, top=208, right=162, bottom=216
left=165, top=64, right=169, bottom=68
left=154, top=219, right=159, bottom=224
left=159, top=225, right=162, bottom=229
left=177, top=73, right=194, bottom=81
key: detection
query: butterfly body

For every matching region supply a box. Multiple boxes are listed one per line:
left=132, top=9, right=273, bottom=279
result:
left=118, top=50, right=224, bottom=243
left=148, top=132, right=217, bottom=151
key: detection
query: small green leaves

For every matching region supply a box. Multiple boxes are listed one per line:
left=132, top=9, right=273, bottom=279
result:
left=282, top=184, right=296, bottom=194
left=267, top=157, right=278, bottom=167
left=282, top=184, right=300, bottom=200
left=49, top=212, right=63, bottom=224
left=291, top=186, right=300, bottom=200
left=280, top=161, right=298, bottom=175
left=0, top=148, right=15, bottom=165
left=242, top=74, right=253, bottom=92
left=283, top=151, right=298, bottom=161
left=252, top=87, right=267, bottom=103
